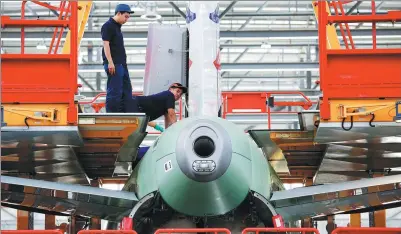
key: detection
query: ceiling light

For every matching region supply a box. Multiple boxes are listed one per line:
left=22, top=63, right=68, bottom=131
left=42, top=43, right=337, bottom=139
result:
left=141, top=2, right=161, bottom=21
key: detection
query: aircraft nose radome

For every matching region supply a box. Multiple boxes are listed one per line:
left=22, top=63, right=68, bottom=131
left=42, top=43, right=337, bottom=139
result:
left=175, top=118, right=233, bottom=182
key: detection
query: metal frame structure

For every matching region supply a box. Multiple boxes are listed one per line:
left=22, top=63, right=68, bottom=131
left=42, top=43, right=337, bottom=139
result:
left=2, top=0, right=401, bottom=231
left=2, top=1, right=401, bottom=96
left=316, top=0, right=401, bottom=121
left=1, top=1, right=79, bottom=125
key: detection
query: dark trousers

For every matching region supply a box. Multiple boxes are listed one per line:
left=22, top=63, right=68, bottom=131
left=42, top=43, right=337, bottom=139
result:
left=104, top=64, right=136, bottom=113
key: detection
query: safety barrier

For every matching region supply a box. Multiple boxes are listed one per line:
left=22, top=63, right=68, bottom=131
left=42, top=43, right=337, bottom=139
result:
left=78, top=231, right=137, bottom=234
left=1, top=231, right=63, bottom=234
left=242, top=227, right=320, bottom=234
left=331, top=227, right=401, bottom=234
left=5, top=227, right=401, bottom=234
left=79, top=91, right=315, bottom=131
left=79, top=92, right=184, bottom=120
left=154, top=228, right=231, bottom=234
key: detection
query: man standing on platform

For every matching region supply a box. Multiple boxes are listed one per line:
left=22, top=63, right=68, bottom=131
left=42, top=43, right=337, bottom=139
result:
left=101, top=4, right=134, bottom=113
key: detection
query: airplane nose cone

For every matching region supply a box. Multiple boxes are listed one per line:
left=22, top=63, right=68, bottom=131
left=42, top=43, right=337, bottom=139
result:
left=175, top=118, right=233, bottom=182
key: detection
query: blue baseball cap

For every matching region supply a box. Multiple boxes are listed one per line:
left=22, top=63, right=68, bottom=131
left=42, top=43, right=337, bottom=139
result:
left=115, top=4, right=134, bottom=14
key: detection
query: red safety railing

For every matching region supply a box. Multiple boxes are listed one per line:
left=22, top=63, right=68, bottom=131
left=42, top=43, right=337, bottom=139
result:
left=154, top=228, right=231, bottom=234
left=79, top=92, right=184, bottom=120
left=329, top=1, right=355, bottom=50
left=18, top=1, right=71, bottom=54
left=331, top=227, right=401, bottom=234
left=222, top=91, right=314, bottom=129
left=266, top=91, right=313, bottom=130
left=316, top=0, right=401, bottom=120
left=242, top=227, right=321, bottom=234
left=79, top=91, right=315, bottom=130
left=78, top=231, right=137, bottom=234
left=47, top=1, right=71, bottom=54
left=2, top=231, right=63, bottom=234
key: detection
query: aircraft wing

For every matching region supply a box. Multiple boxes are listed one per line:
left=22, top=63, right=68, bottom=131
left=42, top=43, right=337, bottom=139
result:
left=270, top=174, right=401, bottom=221
left=1, top=176, right=138, bottom=221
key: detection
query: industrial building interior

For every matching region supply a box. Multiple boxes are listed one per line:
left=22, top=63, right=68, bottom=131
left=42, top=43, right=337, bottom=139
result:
left=1, top=1, right=401, bottom=234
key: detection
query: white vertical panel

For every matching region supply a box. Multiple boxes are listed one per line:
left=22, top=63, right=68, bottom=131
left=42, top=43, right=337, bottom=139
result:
left=186, top=1, right=221, bottom=117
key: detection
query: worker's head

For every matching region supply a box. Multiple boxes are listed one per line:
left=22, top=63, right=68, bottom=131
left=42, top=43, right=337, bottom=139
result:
left=114, top=4, right=134, bottom=24
left=169, top=83, right=188, bottom=101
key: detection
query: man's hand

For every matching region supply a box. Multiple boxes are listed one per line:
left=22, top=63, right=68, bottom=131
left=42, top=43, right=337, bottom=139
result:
left=154, top=124, right=165, bottom=132
left=108, top=62, right=115, bottom=75
left=148, top=121, right=164, bottom=132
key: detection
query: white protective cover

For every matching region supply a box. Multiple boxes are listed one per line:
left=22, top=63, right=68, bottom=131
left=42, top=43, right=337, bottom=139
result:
left=186, top=1, right=222, bottom=117
left=143, top=23, right=188, bottom=96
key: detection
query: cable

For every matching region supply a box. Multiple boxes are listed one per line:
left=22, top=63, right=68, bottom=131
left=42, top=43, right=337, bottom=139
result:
left=24, top=117, right=30, bottom=130
left=369, top=113, right=375, bottom=127
left=341, top=109, right=355, bottom=131
left=341, top=115, right=353, bottom=131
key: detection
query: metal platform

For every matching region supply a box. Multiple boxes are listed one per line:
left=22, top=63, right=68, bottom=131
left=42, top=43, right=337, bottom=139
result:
left=1, top=126, right=84, bottom=146
left=249, top=130, right=290, bottom=175
left=76, top=113, right=149, bottom=178
left=1, top=144, right=90, bottom=185
left=1, top=175, right=137, bottom=220
left=314, top=139, right=401, bottom=184
left=271, top=173, right=401, bottom=221
left=313, top=121, right=401, bottom=183
left=247, top=110, right=325, bottom=182
left=1, top=113, right=149, bottom=185
left=315, top=122, right=401, bottom=144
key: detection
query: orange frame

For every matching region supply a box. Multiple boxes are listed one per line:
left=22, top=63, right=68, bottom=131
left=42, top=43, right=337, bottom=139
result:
left=317, top=0, right=401, bottom=120
left=79, top=91, right=314, bottom=130
left=242, top=227, right=321, bottom=234
left=1, top=1, right=79, bottom=124
left=78, top=231, right=137, bottom=234
left=331, top=227, right=401, bottom=234
left=154, top=228, right=231, bottom=234
left=1, top=231, right=63, bottom=234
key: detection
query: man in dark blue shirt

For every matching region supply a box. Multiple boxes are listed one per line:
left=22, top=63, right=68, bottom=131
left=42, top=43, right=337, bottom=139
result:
left=133, top=83, right=187, bottom=131
left=101, top=4, right=134, bottom=113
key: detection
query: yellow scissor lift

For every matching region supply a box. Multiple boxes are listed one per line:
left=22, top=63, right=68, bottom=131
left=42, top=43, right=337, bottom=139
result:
left=1, top=1, right=149, bottom=185
left=310, top=1, right=401, bottom=227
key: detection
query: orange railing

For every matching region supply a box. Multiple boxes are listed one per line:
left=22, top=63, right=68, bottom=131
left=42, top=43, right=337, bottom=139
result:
left=316, top=0, right=401, bottom=120
left=242, top=227, right=321, bottom=234
left=5, top=227, right=401, bottom=234
left=266, top=91, right=313, bottom=130
left=79, top=92, right=183, bottom=120
left=331, top=227, right=401, bottom=234
left=1, top=231, right=63, bottom=234
left=1, top=0, right=79, bottom=124
left=154, top=228, right=231, bottom=234
left=18, top=1, right=72, bottom=54
left=78, top=231, right=137, bottom=234
left=222, top=91, right=314, bottom=129
left=79, top=91, right=315, bottom=130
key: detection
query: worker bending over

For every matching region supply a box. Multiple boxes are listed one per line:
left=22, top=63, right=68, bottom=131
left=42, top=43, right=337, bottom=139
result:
left=100, top=5, right=186, bottom=132
left=132, top=83, right=187, bottom=131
